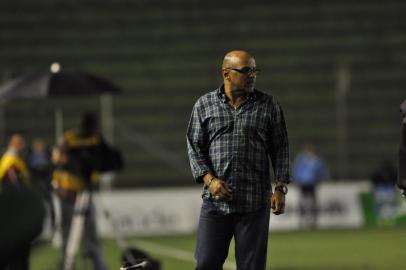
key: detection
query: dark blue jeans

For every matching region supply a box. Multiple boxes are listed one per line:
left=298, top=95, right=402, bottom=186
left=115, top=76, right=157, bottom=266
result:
left=195, top=201, right=270, bottom=270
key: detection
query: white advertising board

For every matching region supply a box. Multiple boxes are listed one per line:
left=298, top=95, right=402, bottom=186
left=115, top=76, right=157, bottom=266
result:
left=95, top=188, right=202, bottom=236
left=269, top=182, right=370, bottom=230
left=92, top=182, right=370, bottom=236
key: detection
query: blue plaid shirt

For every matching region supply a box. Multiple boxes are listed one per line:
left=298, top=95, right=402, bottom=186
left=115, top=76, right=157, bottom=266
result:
left=186, top=85, right=290, bottom=214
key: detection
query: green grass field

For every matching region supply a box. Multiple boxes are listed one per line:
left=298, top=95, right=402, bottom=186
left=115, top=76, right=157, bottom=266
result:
left=31, top=227, right=406, bottom=270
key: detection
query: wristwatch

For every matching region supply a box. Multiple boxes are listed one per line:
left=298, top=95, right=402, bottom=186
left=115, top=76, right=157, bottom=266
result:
left=274, top=184, right=288, bottom=195
left=400, top=188, right=406, bottom=198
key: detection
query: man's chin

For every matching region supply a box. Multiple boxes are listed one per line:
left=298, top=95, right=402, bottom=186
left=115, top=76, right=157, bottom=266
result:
left=230, top=88, right=246, bottom=98
left=245, top=86, right=255, bottom=92
left=231, top=87, right=254, bottom=97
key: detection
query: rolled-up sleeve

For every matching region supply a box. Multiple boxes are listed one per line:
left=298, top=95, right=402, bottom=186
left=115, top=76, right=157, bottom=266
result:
left=186, top=101, right=210, bottom=183
left=269, top=100, right=291, bottom=183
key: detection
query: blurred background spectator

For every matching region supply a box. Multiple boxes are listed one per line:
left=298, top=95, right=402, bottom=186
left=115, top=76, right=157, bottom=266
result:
left=27, top=138, right=54, bottom=227
left=27, top=138, right=52, bottom=191
left=52, top=112, right=109, bottom=270
left=0, top=134, right=30, bottom=190
left=292, top=143, right=328, bottom=229
left=369, top=160, right=398, bottom=225
left=0, top=134, right=45, bottom=270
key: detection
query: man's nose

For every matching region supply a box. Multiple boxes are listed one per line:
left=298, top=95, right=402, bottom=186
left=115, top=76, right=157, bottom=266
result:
left=248, top=72, right=256, bottom=78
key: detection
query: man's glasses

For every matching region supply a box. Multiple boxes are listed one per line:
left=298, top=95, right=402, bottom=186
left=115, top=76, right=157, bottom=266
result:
left=225, top=66, right=261, bottom=75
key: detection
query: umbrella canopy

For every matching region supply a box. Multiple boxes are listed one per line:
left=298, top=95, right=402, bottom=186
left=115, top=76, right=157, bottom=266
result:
left=0, top=71, right=121, bottom=143
left=0, top=72, right=120, bottom=101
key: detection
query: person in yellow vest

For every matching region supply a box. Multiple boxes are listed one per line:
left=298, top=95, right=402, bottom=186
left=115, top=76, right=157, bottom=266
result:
left=52, top=112, right=108, bottom=270
left=0, top=134, right=29, bottom=191
left=0, top=134, right=45, bottom=270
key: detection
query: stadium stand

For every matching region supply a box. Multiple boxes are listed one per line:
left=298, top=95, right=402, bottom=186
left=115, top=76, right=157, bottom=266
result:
left=0, top=0, right=405, bottom=186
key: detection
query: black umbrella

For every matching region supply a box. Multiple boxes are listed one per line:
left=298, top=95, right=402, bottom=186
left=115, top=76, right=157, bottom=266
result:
left=0, top=70, right=121, bottom=144
left=0, top=71, right=120, bottom=101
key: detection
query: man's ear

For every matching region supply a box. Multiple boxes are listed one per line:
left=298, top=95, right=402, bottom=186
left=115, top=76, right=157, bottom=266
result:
left=222, top=69, right=230, bottom=81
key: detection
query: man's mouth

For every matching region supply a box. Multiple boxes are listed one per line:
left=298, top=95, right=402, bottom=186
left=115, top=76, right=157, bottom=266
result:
left=246, top=81, right=254, bottom=86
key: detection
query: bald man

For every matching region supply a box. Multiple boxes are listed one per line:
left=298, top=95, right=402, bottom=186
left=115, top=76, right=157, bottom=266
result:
left=187, top=50, right=290, bottom=270
left=398, top=100, right=406, bottom=199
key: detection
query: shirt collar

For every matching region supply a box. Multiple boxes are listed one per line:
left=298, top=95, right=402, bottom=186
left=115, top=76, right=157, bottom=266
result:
left=216, top=84, right=257, bottom=103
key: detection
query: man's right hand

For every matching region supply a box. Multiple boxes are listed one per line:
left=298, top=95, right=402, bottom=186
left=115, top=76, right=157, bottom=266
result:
left=204, top=175, right=232, bottom=201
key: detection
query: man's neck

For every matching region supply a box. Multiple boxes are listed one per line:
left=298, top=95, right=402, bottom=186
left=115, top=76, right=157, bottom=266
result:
left=224, top=87, right=248, bottom=110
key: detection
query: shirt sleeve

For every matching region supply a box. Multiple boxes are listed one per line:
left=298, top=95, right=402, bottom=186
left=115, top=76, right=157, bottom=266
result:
left=269, top=100, right=291, bottom=184
left=186, top=100, right=211, bottom=183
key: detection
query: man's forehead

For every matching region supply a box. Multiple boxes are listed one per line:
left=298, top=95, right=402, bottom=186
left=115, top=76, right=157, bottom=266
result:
left=240, top=57, right=256, bottom=66
left=224, top=54, right=256, bottom=67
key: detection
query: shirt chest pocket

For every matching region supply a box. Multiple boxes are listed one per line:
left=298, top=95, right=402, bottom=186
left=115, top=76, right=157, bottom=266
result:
left=239, top=111, right=269, bottom=138
left=205, top=115, right=235, bottom=141
left=203, top=107, right=234, bottom=134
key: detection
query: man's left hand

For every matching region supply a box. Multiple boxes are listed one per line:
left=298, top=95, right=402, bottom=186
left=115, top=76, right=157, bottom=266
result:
left=270, top=191, right=285, bottom=215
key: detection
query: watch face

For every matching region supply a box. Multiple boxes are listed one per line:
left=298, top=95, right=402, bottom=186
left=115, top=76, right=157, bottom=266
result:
left=276, top=185, right=288, bottom=194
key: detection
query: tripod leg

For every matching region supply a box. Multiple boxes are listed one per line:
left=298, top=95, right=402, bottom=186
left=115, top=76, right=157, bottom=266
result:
left=63, top=191, right=91, bottom=270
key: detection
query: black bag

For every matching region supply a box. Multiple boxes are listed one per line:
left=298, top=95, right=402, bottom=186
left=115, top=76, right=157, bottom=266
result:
left=121, top=247, right=161, bottom=270
left=99, top=142, right=124, bottom=172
